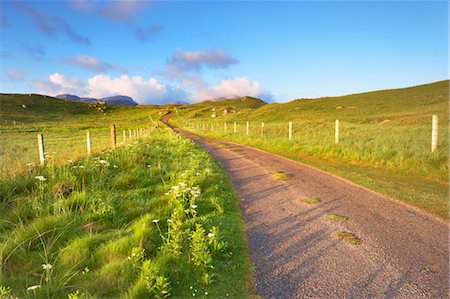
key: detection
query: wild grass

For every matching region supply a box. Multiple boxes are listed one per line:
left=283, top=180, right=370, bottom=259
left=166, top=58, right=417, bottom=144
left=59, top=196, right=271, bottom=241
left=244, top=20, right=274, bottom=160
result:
left=0, top=126, right=251, bottom=298
left=173, top=80, right=449, bottom=220
left=336, top=232, right=362, bottom=245
left=303, top=198, right=321, bottom=204
left=270, top=171, right=292, bottom=181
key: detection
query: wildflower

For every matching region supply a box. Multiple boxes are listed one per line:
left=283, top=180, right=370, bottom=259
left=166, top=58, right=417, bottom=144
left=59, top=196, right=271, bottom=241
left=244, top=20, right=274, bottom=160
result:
left=152, top=219, right=159, bottom=223
left=191, top=205, right=198, bottom=209
left=205, top=292, right=208, bottom=295
left=78, top=165, right=85, bottom=168
left=67, top=159, right=73, bottom=163
left=207, top=233, right=214, bottom=238
left=98, top=160, right=108, bottom=164
left=167, top=219, right=172, bottom=223
left=147, top=164, right=152, bottom=168
left=27, top=285, right=41, bottom=291
left=113, top=165, right=118, bottom=168
left=27, top=163, right=33, bottom=167
left=35, top=176, right=46, bottom=181
left=42, top=263, right=52, bottom=270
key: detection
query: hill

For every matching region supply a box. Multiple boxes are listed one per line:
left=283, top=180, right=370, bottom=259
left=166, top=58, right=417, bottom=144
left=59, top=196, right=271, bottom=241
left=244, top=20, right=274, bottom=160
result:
left=178, top=96, right=267, bottom=119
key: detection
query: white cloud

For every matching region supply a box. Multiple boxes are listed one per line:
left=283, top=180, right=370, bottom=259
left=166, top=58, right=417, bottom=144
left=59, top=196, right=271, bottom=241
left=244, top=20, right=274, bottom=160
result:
left=87, top=74, right=167, bottom=103
left=194, top=77, right=262, bottom=102
left=31, top=73, right=184, bottom=104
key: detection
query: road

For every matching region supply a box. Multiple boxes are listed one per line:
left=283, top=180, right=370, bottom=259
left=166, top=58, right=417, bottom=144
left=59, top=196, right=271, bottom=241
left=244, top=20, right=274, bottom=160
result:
left=163, top=114, right=449, bottom=298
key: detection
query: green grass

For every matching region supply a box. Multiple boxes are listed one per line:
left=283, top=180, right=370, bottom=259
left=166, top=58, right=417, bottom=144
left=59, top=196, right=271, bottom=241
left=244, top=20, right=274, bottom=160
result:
left=172, top=80, right=449, bottom=220
left=304, top=198, right=321, bottom=204
left=336, top=232, right=362, bottom=245
left=0, top=126, right=252, bottom=298
left=270, top=171, right=292, bottom=181
left=325, top=214, right=348, bottom=222
left=0, top=94, right=166, bottom=177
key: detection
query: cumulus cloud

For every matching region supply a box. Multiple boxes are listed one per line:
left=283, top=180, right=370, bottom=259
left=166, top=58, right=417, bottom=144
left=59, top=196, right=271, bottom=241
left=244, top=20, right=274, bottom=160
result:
left=20, top=4, right=89, bottom=45
left=32, top=73, right=87, bottom=95
left=60, top=55, right=127, bottom=73
left=31, top=73, right=186, bottom=104
left=168, top=49, right=238, bottom=72
left=135, top=24, right=164, bottom=41
left=5, top=68, right=28, bottom=81
left=194, top=77, right=262, bottom=102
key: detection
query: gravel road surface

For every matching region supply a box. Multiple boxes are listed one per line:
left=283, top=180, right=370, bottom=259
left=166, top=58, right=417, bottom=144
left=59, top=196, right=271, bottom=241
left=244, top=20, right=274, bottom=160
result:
left=164, top=115, right=449, bottom=298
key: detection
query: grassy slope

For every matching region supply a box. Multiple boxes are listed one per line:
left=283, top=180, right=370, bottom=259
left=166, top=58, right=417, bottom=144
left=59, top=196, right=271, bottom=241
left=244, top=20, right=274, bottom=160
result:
left=173, top=80, right=449, bottom=220
left=0, top=94, right=164, bottom=176
left=0, top=126, right=252, bottom=298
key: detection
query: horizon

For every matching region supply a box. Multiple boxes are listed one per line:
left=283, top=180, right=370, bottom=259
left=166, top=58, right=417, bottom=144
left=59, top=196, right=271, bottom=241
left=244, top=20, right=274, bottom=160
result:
left=0, top=1, right=448, bottom=104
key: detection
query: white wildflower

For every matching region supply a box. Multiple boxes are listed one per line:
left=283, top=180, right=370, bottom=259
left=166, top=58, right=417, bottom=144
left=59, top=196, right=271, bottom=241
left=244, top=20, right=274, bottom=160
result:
left=152, top=219, right=159, bottom=223
left=191, top=205, right=198, bottom=209
left=42, top=263, right=52, bottom=270
left=35, top=176, right=46, bottom=181
left=167, top=219, right=172, bottom=223
left=207, top=233, right=214, bottom=238
left=27, top=285, right=41, bottom=291
left=113, top=165, right=118, bottom=168
left=98, top=160, right=108, bottom=164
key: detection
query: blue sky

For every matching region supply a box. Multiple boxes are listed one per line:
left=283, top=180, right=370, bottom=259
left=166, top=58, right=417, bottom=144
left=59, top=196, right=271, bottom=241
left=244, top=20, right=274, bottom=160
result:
left=0, top=1, right=447, bottom=104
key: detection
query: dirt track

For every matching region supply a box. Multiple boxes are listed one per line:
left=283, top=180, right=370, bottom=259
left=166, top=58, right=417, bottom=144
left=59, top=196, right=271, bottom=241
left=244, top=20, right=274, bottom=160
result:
left=164, top=114, right=449, bottom=298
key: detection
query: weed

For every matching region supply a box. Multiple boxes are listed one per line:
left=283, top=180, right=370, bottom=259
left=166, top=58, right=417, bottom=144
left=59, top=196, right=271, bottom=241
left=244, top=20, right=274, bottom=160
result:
left=270, top=171, right=292, bottom=181
left=336, top=232, right=362, bottom=245
left=325, top=214, right=348, bottom=222
left=304, top=198, right=321, bottom=204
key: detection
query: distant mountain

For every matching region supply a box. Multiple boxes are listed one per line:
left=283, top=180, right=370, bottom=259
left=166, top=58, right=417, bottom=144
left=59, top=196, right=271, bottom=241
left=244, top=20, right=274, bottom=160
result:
left=101, top=95, right=138, bottom=106
left=55, top=94, right=138, bottom=106
left=56, top=94, right=81, bottom=101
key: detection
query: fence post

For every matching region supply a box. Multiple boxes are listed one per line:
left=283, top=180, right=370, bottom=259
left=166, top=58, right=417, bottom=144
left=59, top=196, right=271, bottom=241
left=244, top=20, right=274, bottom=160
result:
left=335, top=119, right=339, bottom=144
left=37, top=133, right=46, bottom=166
left=86, top=131, right=91, bottom=156
left=122, top=130, right=126, bottom=143
left=211, top=124, right=214, bottom=132
left=289, top=122, right=292, bottom=140
left=261, top=122, right=264, bottom=137
left=246, top=121, right=249, bottom=135
left=129, top=129, right=132, bottom=141
left=110, top=124, right=117, bottom=148
left=431, top=115, right=438, bottom=152
left=234, top=122, right=237, bottom=133
left=224, top=122, right=227, bottom=133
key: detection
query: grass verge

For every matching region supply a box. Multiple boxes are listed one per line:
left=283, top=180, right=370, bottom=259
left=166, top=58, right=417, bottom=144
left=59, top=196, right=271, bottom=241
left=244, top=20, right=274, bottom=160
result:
left=0, top=126, right=252, bottom=298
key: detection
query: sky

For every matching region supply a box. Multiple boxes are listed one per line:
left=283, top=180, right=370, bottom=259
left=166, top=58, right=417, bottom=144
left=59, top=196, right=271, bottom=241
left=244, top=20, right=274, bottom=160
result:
left=0, top=1, right=448, bottom=104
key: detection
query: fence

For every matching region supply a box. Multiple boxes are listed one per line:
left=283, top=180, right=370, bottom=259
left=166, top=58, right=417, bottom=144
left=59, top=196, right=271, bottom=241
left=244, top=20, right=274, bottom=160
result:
left=0, top=124, right=154, bottom=177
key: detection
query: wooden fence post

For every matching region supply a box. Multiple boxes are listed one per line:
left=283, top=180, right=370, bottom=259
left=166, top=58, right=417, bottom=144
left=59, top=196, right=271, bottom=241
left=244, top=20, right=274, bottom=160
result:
left=246, top=121, right=249, bottom=135
left=335, top=119, right=339, bottom=144
left=224, top=122, right=227, bottom=133
left=122, top=130, right=126, bottom=143
left=110, top=124, right=117, bottom=148
left=288, top=122, right=292, bottom=140
left=211, top=124, right=214, bottom=132
left=86, top=131, right=91, bottom=156
left=234, top=122, right=237, bottom=133
left=37, top=133, right=46, bottom=166
left=431, top=115, right=438, bottom=152
left=129, top=129, right=132, bottom=141
left=261, top=122, right=264, bottom=137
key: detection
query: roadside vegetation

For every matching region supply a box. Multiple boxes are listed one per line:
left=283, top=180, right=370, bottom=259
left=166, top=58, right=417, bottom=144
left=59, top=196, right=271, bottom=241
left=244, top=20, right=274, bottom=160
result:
left=0, top=126, right=251, bottom=298
left=172, top=80, right=449, bottom=220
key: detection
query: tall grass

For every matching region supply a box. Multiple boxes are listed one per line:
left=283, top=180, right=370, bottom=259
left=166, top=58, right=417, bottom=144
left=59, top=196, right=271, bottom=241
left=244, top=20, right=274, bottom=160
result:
left=0, top=126, right=251, bottom=298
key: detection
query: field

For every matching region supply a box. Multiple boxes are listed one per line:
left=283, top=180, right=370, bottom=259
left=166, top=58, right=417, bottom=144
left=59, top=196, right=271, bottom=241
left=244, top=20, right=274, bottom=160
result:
left=0, top=95, right=252, bottom=298
left=0, top=94, right=167, bottom=177
left=172, top=81, right=449, bottom=220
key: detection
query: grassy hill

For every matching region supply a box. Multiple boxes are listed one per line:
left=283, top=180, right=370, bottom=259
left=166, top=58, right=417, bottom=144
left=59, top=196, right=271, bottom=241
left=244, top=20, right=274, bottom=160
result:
left=178, top=96, right=266, bottom=119
left=173, top=80, right=449, bottom=220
